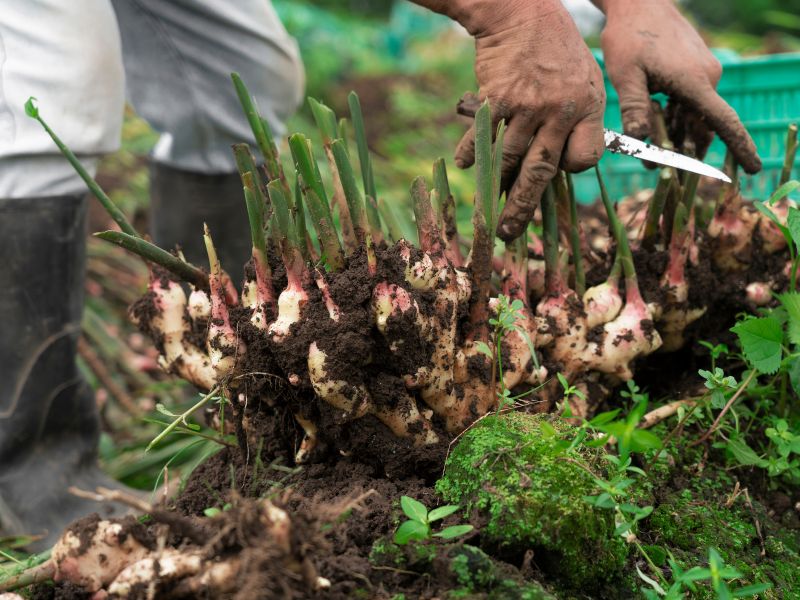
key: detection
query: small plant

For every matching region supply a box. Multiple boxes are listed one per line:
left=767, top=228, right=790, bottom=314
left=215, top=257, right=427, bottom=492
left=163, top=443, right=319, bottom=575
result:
left=699, top=367, right=739, bottom=410
left=393, top=496, right=473, bottom=545
left=641, top=548, right=772, bottom=599
left=477, top=294, right=542, bottom=413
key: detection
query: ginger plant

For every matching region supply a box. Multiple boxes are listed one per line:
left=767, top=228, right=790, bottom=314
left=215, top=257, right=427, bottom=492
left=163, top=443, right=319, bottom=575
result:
left=27, top=81, right=800, bottom=463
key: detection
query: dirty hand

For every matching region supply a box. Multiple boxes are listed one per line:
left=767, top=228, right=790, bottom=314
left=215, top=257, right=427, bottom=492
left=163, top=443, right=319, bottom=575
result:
left=411, top=0, right=606, bottom=242
left=595, top=0, right=762, bottom=173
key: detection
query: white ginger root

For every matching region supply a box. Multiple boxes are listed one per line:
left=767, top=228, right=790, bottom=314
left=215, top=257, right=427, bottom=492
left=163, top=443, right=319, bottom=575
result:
left=308, top=342, right=370, bottom=419
left=106, top=549, right=202, bottom=598
left=52, top=520, right=150, bottom=593
left=583, top=280, right=623, bottom=329
left=746, top=281, right=773, bottom=306
left=588, top=299, right=662, bottom=380
left=308, top=343, right=437, bottom=445
left=147, top=279, right=216, bottom=390
left=187, top=288, right=211, bottom=320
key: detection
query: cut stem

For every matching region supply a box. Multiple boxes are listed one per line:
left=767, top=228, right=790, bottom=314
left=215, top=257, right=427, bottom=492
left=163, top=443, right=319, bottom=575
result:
left=94, top=231, right=208, bottom=289
left=433, top=158, right=464, bottom=266
left=25, top=98, right=137, bottom=237
left=541, top=184, right=565, bottom=295
left=411, top=177, right=442, bottom=254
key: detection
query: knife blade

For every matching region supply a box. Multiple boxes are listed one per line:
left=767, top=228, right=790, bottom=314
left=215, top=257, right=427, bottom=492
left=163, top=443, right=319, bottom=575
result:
left=603, top=129, right=731, bottom=183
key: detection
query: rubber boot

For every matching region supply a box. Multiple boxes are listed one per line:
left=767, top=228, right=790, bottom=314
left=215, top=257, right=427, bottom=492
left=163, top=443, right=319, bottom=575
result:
left=0, top=195, right=130, bottom=551
left=150, top=164, right=252, bottom=283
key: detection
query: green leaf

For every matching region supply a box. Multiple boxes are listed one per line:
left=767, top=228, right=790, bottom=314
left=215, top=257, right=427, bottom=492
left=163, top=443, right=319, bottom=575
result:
left=787, top=207, right=800, bottom=250
left=726, top=436, right=768, bottom=467
left=767, top=180, right=800, bottom=207
left=203, top=507, right=222, bottom=518
left=583, top=493, right=616, bottom=509
left=433, top=524, right=474, bottom=540
left=589, top=409, right=621, bottom=427
left=394, top=520, right=429, bottom=545
left=475, top=341, right=493, bottom=360
left=732, top=582, right=773, bottom=598
left=731, top=316, right=784, bottom=374
left=630, top=429, right=663, bottom=452
left=539, top=421, right=557, bottom=438
left=683, top=567, right=712, bottom=582
left=780, top=293, right=800, bottom=346
left=24, top=97, right=39, bottom=118
left=427, top=505, right=460, bottom=523
left=400, top=496, right=428, bottom=523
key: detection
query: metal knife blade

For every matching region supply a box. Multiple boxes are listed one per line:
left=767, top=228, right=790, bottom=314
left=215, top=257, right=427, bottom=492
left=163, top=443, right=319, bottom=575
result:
left=604, top=129, right=731, bottom=183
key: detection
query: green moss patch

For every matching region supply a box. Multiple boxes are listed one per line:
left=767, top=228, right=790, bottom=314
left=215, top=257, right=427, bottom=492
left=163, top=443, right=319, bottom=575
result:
left=647, top=483, right=800, bottom=597
left=435, top=413, right=628, bottom=590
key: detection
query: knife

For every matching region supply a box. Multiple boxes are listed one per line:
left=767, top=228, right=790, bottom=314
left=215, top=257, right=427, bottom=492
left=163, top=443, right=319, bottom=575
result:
left=603, top=129, right=731, bottom=183
left=455, top=93, right=731, bottom=184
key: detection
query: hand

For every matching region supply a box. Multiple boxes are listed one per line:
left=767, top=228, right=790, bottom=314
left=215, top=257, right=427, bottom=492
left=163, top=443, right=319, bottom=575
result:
left=599, top=0, right=761, bottom=173
left=423, top=0, right=606, bottom=242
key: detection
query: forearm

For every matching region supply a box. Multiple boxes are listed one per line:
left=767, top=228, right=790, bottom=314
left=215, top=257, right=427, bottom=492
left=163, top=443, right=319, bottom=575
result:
left=408, top=0, right=561, bottom=36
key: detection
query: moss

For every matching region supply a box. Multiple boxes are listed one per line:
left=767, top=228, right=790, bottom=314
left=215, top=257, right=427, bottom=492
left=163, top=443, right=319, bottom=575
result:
left=369, top=537, right=406, bottom=568
left=646, top=481, right=800, bottom=597
left=435, top=413, right=628, bottom=590
left=370, top=537, right=554, bottom=598
left=448, top=545, right=496, bottom=589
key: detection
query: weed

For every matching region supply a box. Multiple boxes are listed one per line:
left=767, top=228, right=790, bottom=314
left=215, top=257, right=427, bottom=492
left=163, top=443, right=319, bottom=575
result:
left=393, top=496, right=473, bottom=545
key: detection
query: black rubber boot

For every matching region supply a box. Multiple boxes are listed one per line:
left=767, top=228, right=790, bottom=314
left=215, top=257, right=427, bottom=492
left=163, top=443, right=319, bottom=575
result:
left=150, top=163, right=252, bottom=283
left=0, top=195, right=129, bottom=551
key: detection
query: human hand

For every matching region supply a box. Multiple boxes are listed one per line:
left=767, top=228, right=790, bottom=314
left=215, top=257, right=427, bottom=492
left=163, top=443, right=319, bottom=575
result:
left=598, top=0, right=761, bottom=173
left=422, top=0, right=606, bottom=242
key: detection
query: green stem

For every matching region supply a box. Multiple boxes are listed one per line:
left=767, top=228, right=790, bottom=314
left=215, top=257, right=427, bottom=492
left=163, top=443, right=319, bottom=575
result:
left=94, top=231, right=208, bottom=289
left=475, top=101, right=495, bottom=238
left=233, top=143, right=269, bottom=211
left=242, top=172, right=274, bottom=301
left=332, top=139, right=367, bottom=237
left=541, top=185, right=563, bottom=295
left=348, top=91, right=377, bottom=201
left=308, top=97, right=338, bottom=145
left=379, top=198, right=409, bottom=242
left=596, top=166, right=639, bottom=296
left=780, top=124, right=798, bottom=186
left=230, top=73, right=285, bottom=187
left=491, top=119, right=507, bottom=236
left=641, top=168, right=673, bottom=250
left=146, top=387, right=220, bottom=452
left=564, top=173, right=586, bottom=294
left=268, top=179, right=299, bottom=253
left=289, top=134, right=344, bottom=270
left=365, top=195, right=384, bottom=244
left=338, top=118, right=351, bottom=154
left=25, top=98, right=137, bottom=237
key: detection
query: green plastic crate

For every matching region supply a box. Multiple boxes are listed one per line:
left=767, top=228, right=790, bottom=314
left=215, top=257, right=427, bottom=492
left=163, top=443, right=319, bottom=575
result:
left=572, top=50, right=800, bottom=202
